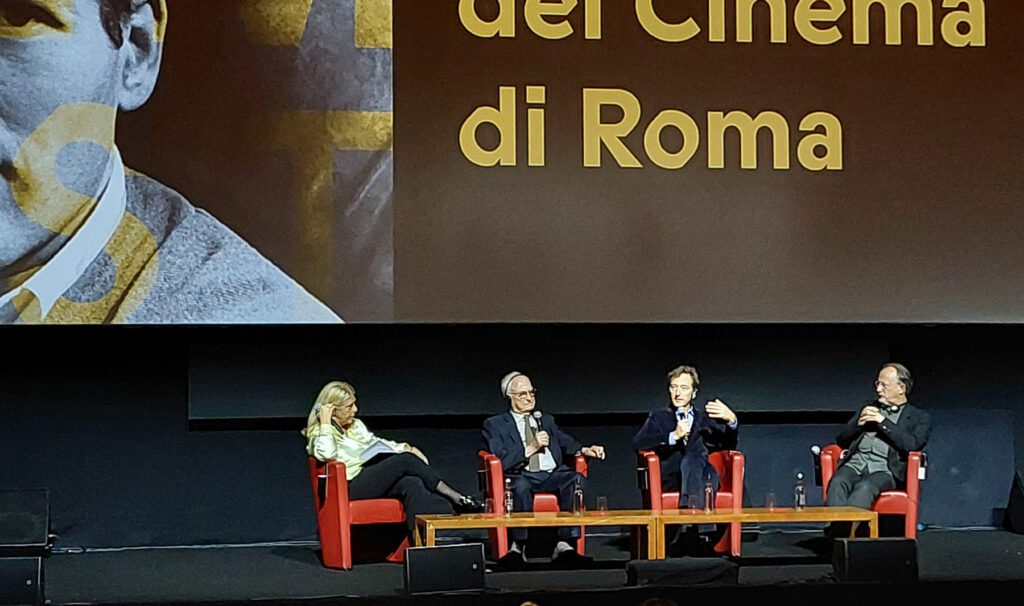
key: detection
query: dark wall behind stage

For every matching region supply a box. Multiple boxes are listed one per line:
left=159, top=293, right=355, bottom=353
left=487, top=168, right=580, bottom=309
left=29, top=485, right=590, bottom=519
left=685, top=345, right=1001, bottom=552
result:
left=188, top=325, right=890, bottom=419
left=0, top=325, right=1020, bottom=548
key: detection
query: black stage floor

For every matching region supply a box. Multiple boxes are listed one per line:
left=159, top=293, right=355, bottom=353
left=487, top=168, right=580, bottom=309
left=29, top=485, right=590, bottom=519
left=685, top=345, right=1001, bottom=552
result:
left=43, top=529, right=1024, bottom=605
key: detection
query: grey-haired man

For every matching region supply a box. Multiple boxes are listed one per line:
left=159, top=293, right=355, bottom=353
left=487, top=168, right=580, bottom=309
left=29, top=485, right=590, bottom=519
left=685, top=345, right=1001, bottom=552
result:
left=482, top=371, right=605, bottom=565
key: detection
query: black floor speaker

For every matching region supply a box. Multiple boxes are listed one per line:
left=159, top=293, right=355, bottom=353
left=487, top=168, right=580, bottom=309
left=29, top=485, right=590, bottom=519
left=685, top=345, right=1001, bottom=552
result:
left=0, top=491, right=49, bottom=558
left=1005, top=471, right=1024, bottom=534
left=627, top=558, right=739, bottom=586
left=0, top=558, right=43, bottom=605
left=832, top=538, right=918, bottom=582
left=403, top=543, right=485, bottom=595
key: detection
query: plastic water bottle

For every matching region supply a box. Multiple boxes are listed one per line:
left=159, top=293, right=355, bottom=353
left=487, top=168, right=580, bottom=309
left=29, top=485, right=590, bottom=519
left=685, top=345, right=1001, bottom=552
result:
left=504, top=477, right=514, bottom=517
left=572, top=476, right=585, bottom=515
left=704, top=478, right=715, bottom=513
left=794, top=472, right=807, bottom=510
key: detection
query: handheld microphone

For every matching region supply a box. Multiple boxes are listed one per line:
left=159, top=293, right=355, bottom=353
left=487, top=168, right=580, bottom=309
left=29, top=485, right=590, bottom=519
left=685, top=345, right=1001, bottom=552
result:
left=810, top=445, right=823, bottom=486
left=532, top=411, right=547, bottom=450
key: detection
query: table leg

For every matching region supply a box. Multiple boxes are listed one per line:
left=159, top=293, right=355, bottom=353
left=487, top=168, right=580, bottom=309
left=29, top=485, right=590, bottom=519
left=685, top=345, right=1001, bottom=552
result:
left=656, top=520, right=666, bottom=560
left=426, top=526, right=436, bottom=547
left=646, top=521, right=658, bottom=560
left=414, top=523, right=423, bottom=547
left=868, top=515, right=879, bottom=538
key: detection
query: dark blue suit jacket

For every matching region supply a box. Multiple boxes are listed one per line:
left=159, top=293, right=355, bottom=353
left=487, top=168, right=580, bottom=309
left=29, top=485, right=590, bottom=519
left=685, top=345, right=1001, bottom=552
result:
left=632, top=405, right=737, bottom=495
left=483, top=411, right=582, bottom=474
left=632, top=405, right=736, bottom=456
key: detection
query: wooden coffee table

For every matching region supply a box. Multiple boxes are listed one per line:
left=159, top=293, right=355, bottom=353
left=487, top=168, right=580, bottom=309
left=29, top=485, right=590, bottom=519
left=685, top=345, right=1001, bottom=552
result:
left=415, top=510, right=661, bottom=559
left=655, top=506, right=878, bottom=558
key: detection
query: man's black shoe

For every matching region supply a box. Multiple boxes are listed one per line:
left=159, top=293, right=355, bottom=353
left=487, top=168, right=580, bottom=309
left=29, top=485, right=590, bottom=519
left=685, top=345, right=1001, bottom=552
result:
left=496, top=550, right=526, bottom=571
left=552, top=549, right=594, bottom=569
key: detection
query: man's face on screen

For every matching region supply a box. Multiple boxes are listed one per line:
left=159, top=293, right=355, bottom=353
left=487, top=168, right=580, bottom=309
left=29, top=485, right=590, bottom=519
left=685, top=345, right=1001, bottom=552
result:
left=507, top=375, right=537, bottom=414
left=0, top=0, right=125, bottom=268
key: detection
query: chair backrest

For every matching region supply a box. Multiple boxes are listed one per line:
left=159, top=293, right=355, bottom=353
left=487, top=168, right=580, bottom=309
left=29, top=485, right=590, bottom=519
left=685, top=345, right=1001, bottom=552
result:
left=307, top=456, right=351, bottom=513
left=477, top=450, right=505, bottom=513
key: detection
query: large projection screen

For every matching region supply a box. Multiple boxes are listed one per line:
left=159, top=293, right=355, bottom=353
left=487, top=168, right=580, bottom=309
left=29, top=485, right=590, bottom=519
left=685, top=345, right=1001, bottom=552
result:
left=3, top=1, right=1021, bottom=324
left=394, top=0, right=1023, bottom=322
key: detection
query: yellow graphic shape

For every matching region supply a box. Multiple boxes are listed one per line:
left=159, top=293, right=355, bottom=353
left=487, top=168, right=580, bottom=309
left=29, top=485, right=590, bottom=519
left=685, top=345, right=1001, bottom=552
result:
left=266, top=110, right=392, bottom=294
left=238, top=0, right=392, bottom=48
left=12, top=103, right=116, bottom=236
left=0, top=0, right=73, bottom=39
left=355, top=0, right=391, bottom=48
left=11, top=291, right=42, bottom=324
left=154, top=0, right=168, bottom=42
left=238, top=0, right=314, bottom=46
left=45, top=211, right=159, bottom=324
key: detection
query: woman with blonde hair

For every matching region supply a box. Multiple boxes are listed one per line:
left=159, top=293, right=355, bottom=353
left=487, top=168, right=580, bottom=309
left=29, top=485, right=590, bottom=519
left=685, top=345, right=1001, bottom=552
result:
left=305, top=381, right=482, bottom=535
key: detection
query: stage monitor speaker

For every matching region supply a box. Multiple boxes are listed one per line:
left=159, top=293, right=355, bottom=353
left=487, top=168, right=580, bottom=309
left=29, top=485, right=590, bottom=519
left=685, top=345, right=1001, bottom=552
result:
left=627, top=558, right=739, bottom=586
left=403, top=543, right=485, bottom=595
left=0, top=491, right=48, bottom=558
left=832, top=538, right=918, bottom=582
left=1005, top=471, right=1024, bottom=534
left=0, top=558, right=43, bottom=605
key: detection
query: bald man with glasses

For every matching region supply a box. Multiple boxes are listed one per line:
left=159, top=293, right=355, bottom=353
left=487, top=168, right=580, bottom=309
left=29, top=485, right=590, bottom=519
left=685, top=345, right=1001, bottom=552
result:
left=482, top=371, right=605, bottom=565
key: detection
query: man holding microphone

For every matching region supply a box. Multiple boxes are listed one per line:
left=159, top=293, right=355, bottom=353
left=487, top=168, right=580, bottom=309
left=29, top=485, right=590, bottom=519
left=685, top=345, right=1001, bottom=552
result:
left=482, top=372, right=605, bottom=564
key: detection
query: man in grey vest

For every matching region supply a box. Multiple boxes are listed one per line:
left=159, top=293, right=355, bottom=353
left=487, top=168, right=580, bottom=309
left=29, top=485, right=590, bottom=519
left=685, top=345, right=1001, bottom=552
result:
left=826, top=363, right=932, bottom=534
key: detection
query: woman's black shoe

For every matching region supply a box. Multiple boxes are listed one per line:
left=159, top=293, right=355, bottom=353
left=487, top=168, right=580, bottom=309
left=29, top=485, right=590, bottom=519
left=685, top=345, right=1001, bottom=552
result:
left=455, top=495, right=485, bottom=513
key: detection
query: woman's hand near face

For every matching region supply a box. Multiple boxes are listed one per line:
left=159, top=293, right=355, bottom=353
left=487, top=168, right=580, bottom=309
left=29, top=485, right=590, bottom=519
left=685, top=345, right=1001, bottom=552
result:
left=317, top=404, right=334, bottom=425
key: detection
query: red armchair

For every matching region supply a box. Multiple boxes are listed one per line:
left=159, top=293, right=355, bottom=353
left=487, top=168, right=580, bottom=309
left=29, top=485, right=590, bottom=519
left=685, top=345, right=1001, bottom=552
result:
left=819, top=445, right=924, bottom=539
left=477, top=450, right=588, bottom=559
left=638, top=450, right=745, bottom=556
left=306, top=456, right=409, bottom=569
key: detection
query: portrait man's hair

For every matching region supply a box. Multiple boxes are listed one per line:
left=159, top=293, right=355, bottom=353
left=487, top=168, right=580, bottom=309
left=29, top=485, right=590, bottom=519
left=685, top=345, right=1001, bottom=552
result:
left=100, top=0, right=131, bottom=47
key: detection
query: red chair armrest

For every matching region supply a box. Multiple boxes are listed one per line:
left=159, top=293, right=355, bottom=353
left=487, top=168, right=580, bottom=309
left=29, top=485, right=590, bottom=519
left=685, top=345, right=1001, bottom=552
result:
left=639, top=450, right=663, bottom=512
left=905, top=451, right=923, bottom=502
left=727, top=451, right=745, bottom=511
left=574, top=454, right=589, bottom=476
left=820, top=444, right=844, bottom=500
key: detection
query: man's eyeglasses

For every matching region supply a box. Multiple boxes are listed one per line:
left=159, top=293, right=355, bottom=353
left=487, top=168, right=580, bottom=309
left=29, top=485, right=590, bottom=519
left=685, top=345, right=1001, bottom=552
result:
left=510, top=389, right=537, bottom=399
left=668, top=385, right=693, bottom=393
